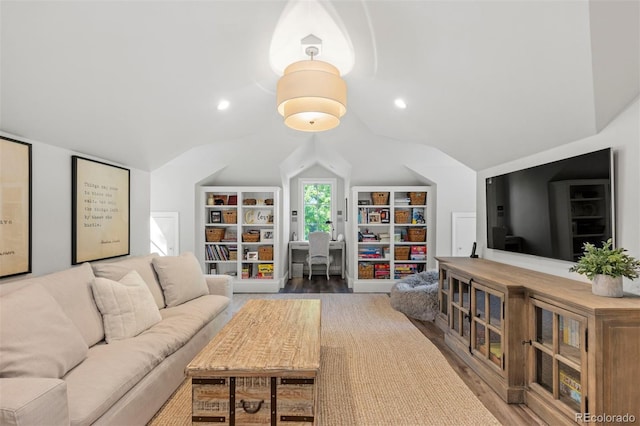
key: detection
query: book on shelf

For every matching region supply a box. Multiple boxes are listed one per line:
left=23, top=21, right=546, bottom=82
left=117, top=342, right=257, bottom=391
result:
left=559, top=370, right=581, bottom=404
left=358, top=208, right=390, bottom=224
left=410, top=245, right=427, bottom=260
left=411, top=208, right=425, bottom=224
left=394, top=264, right=419, bottom=278
left=374, top=263, right=390, bottom=279
left=206, top=244, right=235, bottom=261
left=361, top=233, right=378, bottom=242
left=562, top=318, right=580, bottom=348
left=222, top=229, right=237, bottom=242
left=257, top=263, right=274, bottom=279
left=358, top=247, right=382, bottom=259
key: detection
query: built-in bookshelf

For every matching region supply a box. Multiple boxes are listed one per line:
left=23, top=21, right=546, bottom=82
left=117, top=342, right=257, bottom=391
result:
left=350, top=186, right=433, bottom=292
left=198, top=186, right=281, bottom=293
left=549, top=179, right=612, bottom=261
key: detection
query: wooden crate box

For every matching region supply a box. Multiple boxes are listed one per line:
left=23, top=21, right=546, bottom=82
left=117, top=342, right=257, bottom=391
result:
left=192, top=376, right=315, bottom=425
left=188, top=299, right=321, bottom=426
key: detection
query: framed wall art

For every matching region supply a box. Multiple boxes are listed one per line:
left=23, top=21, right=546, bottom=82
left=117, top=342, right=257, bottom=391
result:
left=72, top=156, right=130, bottom=264
left=0, top=137, right=32, bottom=278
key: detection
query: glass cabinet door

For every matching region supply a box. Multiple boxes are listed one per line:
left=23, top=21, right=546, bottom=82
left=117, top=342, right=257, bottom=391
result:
left=438, top=267, right=449, bottom=317
left=471, top=283, right=504, bottom=370
left=528, top=298, right=587, bottom=414
left=449, top=274, right=471, bottom=339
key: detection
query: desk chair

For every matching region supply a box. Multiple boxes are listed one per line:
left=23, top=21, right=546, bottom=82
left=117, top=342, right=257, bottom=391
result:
left=306, top=232, right=334, bottom=280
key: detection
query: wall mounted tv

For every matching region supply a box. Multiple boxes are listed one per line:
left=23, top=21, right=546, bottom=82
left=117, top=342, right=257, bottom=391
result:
left=486, top=148, right=614, bottom=262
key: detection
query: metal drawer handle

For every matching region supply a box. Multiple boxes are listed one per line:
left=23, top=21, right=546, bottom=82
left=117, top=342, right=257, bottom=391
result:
left=240, top=399, right=264, bottom=414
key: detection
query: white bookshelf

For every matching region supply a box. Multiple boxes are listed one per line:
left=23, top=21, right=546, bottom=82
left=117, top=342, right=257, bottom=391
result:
left=350, top=186, right=433, bottom=292
left=198, top=186, right=282, bottom=293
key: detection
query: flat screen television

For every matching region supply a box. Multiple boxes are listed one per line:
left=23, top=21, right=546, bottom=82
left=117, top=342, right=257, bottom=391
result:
left=486, top=148, right=614, bottom=262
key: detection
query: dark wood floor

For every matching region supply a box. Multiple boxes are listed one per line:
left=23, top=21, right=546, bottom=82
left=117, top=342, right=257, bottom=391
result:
left=280, top=275, right=352, bottom=293
left=279, top=276, right=544, bottom=425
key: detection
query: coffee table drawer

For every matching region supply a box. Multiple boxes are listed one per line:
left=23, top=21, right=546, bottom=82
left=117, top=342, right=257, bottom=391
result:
left=192, top=376, right=316, bottom=425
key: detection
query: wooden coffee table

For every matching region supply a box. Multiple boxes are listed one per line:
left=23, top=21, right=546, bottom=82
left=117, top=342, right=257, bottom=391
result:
left=186, top=299, right=321, bottom=425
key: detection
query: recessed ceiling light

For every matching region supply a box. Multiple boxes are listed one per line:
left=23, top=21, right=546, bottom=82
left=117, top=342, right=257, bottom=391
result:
left=394, top=99, right=407, bottom=109
left=217, top=100, right=230, bottom=111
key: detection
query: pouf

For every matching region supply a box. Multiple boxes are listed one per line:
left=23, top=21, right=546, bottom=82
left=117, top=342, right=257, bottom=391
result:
left=390, top=270, right=439, bottom=321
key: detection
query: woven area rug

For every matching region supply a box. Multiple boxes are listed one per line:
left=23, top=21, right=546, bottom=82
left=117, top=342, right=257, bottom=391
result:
left=149, top=293, right=499, bottom=425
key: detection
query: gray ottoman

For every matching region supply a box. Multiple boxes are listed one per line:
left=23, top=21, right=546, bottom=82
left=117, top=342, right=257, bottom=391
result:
left=390, top=270, right=439, bottom=321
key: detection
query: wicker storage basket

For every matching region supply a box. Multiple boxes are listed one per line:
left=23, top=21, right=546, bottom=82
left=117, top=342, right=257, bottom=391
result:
left=258, top=245, right=273, bottom=260
left=358, top=263, right=374, bottom=279
left=394, top=246, right=410, bottom=260
left=395, top=210, right=410, bottom=224
left=409, top=192, right=426, bottom=205
left=229, top=251, right=237, bottom=261
left=265, top=198, right=274, bottom=205
left=222, top=210, right=237, bottom=224
left=371, top=192, right=390, bottom=205
left=243, top=198, right=257, bottom=205
left=206, top=228, right=225, bottom=242
left=407, top=228, right=426, bottom=242
left=242, top=232, right=260, bottom=242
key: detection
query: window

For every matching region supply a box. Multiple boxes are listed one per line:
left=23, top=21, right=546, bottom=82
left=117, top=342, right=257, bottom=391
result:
left=300, top=179, right=335, bottom=240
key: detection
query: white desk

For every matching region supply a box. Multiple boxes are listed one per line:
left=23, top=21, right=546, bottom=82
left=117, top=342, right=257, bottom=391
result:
left=288, top=240, right=346, bottom=279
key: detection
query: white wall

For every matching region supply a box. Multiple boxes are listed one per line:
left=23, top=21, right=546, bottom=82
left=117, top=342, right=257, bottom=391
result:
left=477, top=98, right=640, bottom=294
left=0, top=131, right=150, bottom=280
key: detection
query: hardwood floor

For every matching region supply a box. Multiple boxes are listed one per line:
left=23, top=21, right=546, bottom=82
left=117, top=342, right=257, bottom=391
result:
left=277, top=276, right=544, bottom=425
left=408, top=318, right=545, bottom=426
left=280, top=275, right=352, bottom=293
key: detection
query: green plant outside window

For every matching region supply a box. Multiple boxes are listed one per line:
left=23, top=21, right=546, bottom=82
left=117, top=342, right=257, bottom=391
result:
left=303, top=183, right=332, bottom=240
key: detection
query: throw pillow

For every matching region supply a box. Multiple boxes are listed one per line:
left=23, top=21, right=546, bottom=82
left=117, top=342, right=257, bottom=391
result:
left=0, top=284, right=89, bottom=378
left=151, top=252, right=208, bottom=307
left=92, top=253, right=166, bottom=309
left=91, top=270, right=162, bottom=343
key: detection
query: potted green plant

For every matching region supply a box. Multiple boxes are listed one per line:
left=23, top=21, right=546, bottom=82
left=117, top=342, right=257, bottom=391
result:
left=569, top=238, right=640, bottom=297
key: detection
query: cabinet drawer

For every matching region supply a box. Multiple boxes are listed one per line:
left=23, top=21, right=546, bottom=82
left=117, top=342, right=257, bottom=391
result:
left=192, top=376, right=316, bottom=425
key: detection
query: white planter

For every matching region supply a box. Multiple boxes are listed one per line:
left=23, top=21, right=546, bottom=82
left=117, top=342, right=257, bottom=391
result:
left=592, top=274, right=623, bottom=298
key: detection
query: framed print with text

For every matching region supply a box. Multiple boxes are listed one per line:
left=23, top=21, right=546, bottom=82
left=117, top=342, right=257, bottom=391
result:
left=72, top=156, right=130, bottom=264
left=0, top=137, right=32, bottom=278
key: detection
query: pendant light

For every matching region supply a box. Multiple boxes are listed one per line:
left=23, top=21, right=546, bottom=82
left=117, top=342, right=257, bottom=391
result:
left=276, top=44, right=347, bottom=132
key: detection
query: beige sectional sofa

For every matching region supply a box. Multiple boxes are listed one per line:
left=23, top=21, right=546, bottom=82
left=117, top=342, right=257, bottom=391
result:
left=0, top=252, right=233, bottom=426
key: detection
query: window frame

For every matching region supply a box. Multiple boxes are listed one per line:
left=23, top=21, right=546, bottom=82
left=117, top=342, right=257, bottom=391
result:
left=298, top=178, right=337, bottom=241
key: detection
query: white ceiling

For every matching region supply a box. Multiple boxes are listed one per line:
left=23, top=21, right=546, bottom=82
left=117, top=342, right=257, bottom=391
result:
left=1, top=0, right=638, bottom=172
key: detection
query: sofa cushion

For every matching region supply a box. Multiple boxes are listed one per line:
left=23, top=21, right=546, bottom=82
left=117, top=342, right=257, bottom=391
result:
left=92, top=253, right=166, bottom=309
left=0, top=378, right=69, bottom=426
left=64, top=294, right=228, bottom=425
left=160, top=294, right=230, bottom=323
left=92, top=270, right=162, bottom=343
left=63, top=339, right=164, bottom=425
left=152, top=252, right=208, bottom=307
left=0, top=284, right=88, bottom=379
left=7, top=262, right=105, bottom=347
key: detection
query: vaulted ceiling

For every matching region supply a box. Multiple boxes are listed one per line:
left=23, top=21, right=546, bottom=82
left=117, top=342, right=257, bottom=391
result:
left=1, top=0, right=638, bottom=172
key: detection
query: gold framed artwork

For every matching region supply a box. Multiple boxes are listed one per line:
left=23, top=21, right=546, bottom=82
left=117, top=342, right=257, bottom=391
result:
left=72, top=156, right=130, bottom=264
left=0, top=137, right=32, bottom=278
